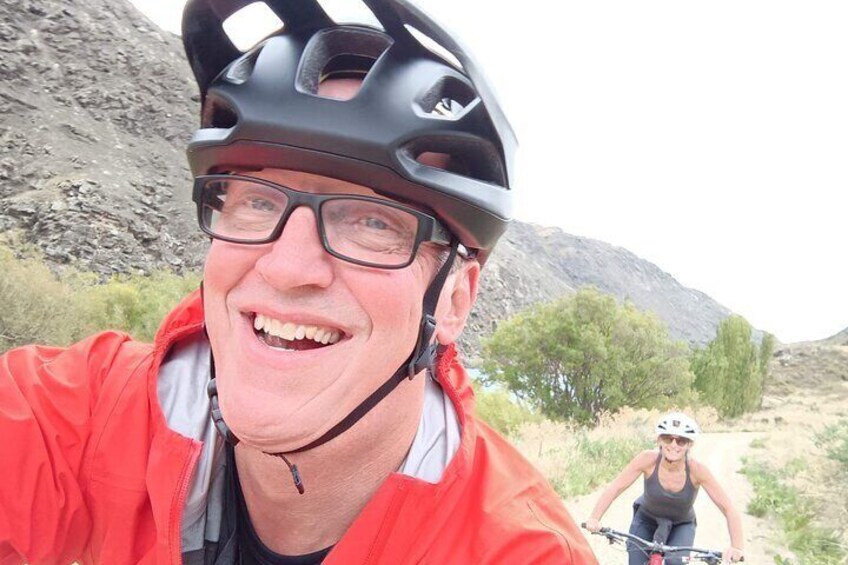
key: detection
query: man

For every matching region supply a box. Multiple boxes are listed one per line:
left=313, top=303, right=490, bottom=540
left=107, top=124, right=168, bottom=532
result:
left=0, top=0, right=597, bottom=563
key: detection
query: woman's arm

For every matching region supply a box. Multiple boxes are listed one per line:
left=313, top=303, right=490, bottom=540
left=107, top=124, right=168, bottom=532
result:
left=692, top=460, right=745, bottom=557
left=584, top=450, right=654, bottom=531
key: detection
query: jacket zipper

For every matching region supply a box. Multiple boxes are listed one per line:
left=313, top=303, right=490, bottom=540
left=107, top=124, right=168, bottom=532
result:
left=170, top=441, right=202, bottom=564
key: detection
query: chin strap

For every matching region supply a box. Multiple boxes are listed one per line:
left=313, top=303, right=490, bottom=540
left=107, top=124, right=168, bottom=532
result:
left=206, top=241, right=459, bottom=494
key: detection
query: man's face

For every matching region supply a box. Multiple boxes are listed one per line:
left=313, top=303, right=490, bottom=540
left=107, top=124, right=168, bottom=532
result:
left=202, top=169, right=477, bottom=453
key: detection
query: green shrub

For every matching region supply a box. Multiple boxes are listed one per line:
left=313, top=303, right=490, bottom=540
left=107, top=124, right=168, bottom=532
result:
left=0, top=247, right=87, bottom=351
left=741, top=458, right=845, bottom=564
left=743, top=458, right=795, bottom=518
left=76, top=270, right=201, bottom=342
left=816, top=420, right=848, bottom=469
left=473, top=383, right=543, bottom=436
left=0, top=244, right=201, bottom=351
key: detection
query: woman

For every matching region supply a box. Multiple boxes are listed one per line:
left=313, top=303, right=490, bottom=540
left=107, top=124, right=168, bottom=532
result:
left=584, top=413, right=744, bottom=564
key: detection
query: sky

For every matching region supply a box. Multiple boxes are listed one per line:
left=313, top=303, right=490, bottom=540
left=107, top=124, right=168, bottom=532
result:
left=129, top=0, right=847, bottom=343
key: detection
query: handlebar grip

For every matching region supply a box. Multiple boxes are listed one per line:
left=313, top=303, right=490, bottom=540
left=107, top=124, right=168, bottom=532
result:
left=580, top=522, right=610, bottom=535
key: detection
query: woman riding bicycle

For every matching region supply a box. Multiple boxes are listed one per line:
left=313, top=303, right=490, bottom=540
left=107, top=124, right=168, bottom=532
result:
left=584, top=413, right=744, bottom=564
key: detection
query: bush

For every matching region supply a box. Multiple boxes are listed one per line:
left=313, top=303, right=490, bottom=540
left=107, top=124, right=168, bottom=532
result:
left=76, top=270, right=201, bottom=342
left=0, top=247, right=88, bottom=351
left=742, top=457, right=846, bottom=564
left=816, top=420, right=848, bottom=469
left=743, top=458, right=796, bottom=518
left=473, top=382, right=543, bottom=436
left=0, top=244, right=201, bottom=352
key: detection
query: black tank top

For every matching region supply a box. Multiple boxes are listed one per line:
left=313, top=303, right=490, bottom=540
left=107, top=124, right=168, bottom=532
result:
left=637, top=452, right=698, bottom=523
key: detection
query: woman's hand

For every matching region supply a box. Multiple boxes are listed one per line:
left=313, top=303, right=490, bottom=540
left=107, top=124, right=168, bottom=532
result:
left=723, top=546, right=744, bottom=562
left=583, top=518, right=601, bottom=533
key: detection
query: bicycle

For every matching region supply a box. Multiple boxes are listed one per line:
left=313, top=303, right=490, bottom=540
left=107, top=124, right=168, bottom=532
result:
left=581, top=523, right=744, bottom=565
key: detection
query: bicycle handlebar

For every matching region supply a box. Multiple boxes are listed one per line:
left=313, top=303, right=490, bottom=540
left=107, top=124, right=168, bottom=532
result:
left=580, top=523, right=744, bottom=563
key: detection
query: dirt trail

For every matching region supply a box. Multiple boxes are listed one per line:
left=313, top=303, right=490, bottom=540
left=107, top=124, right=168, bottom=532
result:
left=567, top=431, right=787, bottom=563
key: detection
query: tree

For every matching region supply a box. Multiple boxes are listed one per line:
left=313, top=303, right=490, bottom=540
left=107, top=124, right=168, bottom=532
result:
left=692, top=315, right=772, bottom=417
left=759, top=332, right=776, bottom=381
left=480, top=287, right=694, bottom=423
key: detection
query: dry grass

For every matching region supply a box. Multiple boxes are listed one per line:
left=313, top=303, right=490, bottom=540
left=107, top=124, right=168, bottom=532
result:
left=737, top=384, right=848, bottom=563
left=511, top=406, right=722, bottom=498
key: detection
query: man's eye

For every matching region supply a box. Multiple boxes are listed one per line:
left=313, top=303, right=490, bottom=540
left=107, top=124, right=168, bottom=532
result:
left=362, top=217, right=390, bottom=231
left=247, top=198, right=277, bottom=212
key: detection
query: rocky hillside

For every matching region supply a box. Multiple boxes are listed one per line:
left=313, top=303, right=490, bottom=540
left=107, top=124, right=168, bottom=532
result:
left=466, top=222, right=731, bottom=355
left=769, top=341, right=848, bottom=395
left=765, top=326, right=848, bottom=394
left=1, top=0, right=734, bottom=357
left=824, top=326, right=848, bottom=346
left=0, top=0, right=205, bottom=273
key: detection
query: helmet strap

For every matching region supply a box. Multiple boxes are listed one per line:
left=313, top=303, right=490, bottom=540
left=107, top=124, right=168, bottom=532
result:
left=206, top=240, right=460, bottom=494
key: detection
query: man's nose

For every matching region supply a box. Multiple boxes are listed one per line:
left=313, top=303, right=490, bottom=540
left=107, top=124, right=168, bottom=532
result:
left=254, top=206, right=335, bottom=289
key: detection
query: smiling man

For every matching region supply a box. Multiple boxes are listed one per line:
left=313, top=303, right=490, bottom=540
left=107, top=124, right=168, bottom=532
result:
left=0, top=1, right=596, bottom=563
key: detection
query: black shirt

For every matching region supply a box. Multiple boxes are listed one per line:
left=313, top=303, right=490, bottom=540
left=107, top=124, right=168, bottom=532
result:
left=211, top=444, right=333, bottom=565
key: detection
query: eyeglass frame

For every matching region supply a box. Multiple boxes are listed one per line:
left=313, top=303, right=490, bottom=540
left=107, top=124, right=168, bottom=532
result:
left=658, top=435, right=692, bottom=447
left=192, top=173, right=468, bottom=269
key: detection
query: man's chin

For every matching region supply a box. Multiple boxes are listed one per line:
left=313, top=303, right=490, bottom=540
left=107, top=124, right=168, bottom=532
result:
left=222, top=394, right=346, bottom=451
left=229, top=417, right=319, bottom=453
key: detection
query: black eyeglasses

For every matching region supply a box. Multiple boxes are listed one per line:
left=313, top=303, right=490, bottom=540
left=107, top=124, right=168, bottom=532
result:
left=193, top=174, right=460, bottom=269
left=659, top=435, right=691, bottom=447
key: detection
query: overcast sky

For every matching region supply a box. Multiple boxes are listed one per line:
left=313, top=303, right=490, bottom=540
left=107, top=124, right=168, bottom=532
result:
left=129, top=0, right=847, bottom=343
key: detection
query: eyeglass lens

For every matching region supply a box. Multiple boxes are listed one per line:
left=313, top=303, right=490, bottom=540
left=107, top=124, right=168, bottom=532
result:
left=199, top=176, right=423, bottom=267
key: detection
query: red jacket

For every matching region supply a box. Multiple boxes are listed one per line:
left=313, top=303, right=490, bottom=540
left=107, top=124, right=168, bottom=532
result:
left=0, top=291, right=597, bottom=564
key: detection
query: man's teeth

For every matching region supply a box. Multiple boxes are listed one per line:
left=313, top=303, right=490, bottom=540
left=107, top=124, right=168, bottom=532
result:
left=253, top=314, right=341, bottom=345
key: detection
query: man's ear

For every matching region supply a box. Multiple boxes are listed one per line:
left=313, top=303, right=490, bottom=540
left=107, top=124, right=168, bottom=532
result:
left=434, top=260, right=480, bottom=345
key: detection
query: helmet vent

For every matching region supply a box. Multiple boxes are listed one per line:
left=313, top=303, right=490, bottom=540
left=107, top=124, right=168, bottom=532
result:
left=297, top=27, right=392, bottom=98
left=316, top=0, right=382, bottom=30
left=201, top=96, right=238, bottom=129
left=222, top=2, right=285, bottom=53
left=403, top=24, right=462, bottom=71
left=417, top=76, right=477, bottom=120
left=224, top=47, right=263, bottom=85
left=404, top=137, right=506, bottom=186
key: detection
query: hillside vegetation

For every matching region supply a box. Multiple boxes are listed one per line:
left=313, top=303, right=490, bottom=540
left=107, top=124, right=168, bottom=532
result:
left=0, top=245, right=199, bottom=351
left=481, top=288, right=773, bottom=422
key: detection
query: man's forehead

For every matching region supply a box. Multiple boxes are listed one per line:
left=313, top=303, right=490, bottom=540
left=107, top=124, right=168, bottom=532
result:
left=245, top=168, right=380, bottom=198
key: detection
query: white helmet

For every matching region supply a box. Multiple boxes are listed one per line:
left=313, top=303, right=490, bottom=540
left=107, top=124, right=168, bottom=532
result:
left=655, top=412, right=700, bottom=441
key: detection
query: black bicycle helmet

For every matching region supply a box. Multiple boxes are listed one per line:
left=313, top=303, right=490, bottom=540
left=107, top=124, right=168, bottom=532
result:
left=182, top=0, right=516, bottom=263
